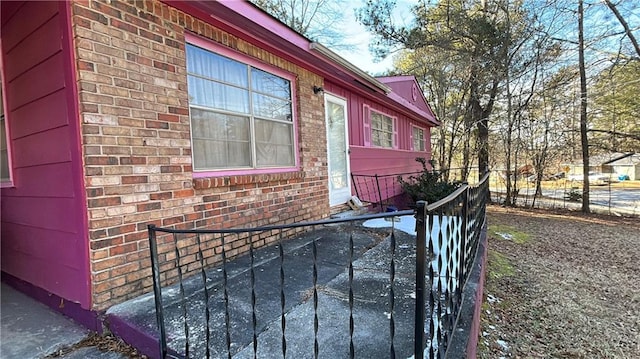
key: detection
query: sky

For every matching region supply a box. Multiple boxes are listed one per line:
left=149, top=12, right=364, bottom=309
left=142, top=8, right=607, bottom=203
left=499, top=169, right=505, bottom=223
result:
left=332, top=0, right=418, bottom=75
left=330, top=0, right=640, bottom=76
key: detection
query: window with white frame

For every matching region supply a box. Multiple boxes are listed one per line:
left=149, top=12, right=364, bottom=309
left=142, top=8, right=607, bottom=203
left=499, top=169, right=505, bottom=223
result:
left=370, top=111, right=394, bottom=148
left=412, top=126, right=426, bottom=151
left=186, top=43, right=295, bottom=172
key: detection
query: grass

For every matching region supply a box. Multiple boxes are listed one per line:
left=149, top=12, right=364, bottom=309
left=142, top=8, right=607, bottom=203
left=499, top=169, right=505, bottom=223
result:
left=488, top=224, right=530, bottom=244
left=486, top=251, right=514, bottom=280
left=479, top=205, right=640, bottom=358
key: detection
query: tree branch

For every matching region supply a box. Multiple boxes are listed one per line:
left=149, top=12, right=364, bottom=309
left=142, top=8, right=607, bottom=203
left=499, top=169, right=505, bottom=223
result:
left=604, top=0, right=640, bottom=58
left=588, top=129, right=640, bottom=141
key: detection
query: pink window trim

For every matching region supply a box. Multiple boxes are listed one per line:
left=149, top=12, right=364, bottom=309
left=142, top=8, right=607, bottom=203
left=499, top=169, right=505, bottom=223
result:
left=0, top=40, right=14, bottom=188
left=362, top=104, right=371, bottom=146
left=185, top=32, right=301, bottom=179
left=192, top=166, right=301, bottom=179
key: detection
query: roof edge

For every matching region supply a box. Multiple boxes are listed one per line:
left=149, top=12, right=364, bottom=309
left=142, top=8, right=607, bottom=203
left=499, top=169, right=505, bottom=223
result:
left=309, top=42, right=392, bottom=95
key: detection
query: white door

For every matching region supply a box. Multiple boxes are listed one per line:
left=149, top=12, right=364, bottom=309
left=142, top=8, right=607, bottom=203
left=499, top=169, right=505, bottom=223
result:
left=325, top=94, right=351, bottom=206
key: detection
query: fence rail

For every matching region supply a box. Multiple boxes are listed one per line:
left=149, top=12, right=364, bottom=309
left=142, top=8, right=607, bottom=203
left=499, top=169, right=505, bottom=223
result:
left=351, top=171, right=421, bottom=210
left=147, top=173, right=489, bottom=358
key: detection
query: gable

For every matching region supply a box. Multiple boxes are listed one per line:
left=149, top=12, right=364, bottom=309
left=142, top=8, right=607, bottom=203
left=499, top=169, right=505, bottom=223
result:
left=377, top=76, right=437, bottom=125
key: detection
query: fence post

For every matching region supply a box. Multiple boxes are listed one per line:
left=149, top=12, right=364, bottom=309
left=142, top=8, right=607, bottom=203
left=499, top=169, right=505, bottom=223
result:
left=375, top=174, right=383, bottom=209
left=351, top=173, right=361, bottom=200
left=148, top=225, right=167, bottom=359
left=414, top=201, right=428, bottom=359
left=459, top=184, right=469, bottom=301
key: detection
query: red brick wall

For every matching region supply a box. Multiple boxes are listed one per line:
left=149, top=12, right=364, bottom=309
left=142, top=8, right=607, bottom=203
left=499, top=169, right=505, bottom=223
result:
left=71, top=0, right=330, bottom=309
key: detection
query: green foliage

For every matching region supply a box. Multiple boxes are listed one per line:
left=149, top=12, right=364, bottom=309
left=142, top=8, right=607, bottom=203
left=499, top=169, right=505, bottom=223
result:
left=564, top=188, right=583, bottom=202
left=398, top=157, right=461, bottom=204
left=590, top=60, right=640, bottom=153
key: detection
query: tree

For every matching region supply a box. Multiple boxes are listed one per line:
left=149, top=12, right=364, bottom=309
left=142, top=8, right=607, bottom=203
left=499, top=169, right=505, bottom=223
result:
left=392, top=48, right=471, bottom=182
left=578, top=0, right=590, bottom=213
left=251, top=0, right=354, bottom=50
left=590, top=60, right=640, bottom=152
left=603, top=0, right=640, bottom=58
left=356, top=0, right=532, bottom=185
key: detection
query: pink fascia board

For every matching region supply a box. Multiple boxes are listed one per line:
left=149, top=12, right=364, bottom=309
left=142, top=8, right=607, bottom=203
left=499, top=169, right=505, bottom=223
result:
left=170, top=1, right=385, bottom=101
left=387, top=91, right=438, bottom=126
left=216, top=1, right=310, bottom=48
left=376, top=75, right=415, bottom=83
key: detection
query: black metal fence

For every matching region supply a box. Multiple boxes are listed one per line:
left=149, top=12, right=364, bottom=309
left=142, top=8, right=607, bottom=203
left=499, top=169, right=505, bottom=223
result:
left=147, top=173, right=489, bottom=358
left=351, top=171, right=421, bottom=210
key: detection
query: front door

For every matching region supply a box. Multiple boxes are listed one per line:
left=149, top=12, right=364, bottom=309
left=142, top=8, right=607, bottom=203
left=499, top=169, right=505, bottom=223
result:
left=325, top=94, right=351, bottom=206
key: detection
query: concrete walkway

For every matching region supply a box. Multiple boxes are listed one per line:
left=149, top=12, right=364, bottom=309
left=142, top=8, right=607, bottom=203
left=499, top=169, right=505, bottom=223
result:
left=0, top=282, right=126, bottom=359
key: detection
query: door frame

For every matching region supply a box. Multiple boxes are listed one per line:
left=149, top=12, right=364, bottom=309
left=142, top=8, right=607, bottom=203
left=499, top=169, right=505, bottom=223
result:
left=324, top=93, right=351, bottom=207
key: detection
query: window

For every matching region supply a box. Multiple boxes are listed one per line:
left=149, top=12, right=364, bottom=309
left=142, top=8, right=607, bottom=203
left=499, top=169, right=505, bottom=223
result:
left=186, top=43, right=295, bottom=172
left=0, top=69, right=10, bottom=183
left=370, top=111, right=394, bottom=148
left=412, top=126, right=425, bottom=151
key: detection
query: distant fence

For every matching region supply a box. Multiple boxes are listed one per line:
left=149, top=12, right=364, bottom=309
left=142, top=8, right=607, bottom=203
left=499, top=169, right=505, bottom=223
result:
left=490, top=173, right=639, bottom=217
left=147, top=173, right=489, bottom=358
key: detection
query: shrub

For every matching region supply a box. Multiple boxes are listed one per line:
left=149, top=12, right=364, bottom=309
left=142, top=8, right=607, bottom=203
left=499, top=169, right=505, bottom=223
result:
left=398, top=157, right=462, bottom=204
left=564, top=188, right=583, bottom=202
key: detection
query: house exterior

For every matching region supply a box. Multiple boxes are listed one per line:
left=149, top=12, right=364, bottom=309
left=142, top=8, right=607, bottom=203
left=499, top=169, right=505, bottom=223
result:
left=0, top=0, right=437, bottom=329
left=603, top=153, right=639, bottom=180
left=565, top=152, right=633, bottom=178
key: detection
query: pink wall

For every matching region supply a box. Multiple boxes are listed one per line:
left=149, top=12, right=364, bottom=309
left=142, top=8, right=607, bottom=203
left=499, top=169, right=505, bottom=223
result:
left=1, top=1, right=90, bottom=308
left=323, top=81, right=434, bottom=205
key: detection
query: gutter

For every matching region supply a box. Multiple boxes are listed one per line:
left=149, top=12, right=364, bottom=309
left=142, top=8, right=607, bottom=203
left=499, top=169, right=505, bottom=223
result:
left=309, top=42, right=392, bottom=95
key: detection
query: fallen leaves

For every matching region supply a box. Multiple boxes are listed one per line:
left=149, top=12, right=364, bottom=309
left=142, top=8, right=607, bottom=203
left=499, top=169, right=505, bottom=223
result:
left=478, top=205, right=640, bottom=358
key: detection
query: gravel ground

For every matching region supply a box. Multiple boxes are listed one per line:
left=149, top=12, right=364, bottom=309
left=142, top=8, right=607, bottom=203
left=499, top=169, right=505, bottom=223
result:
left=479, top=205, right=640, bottom=358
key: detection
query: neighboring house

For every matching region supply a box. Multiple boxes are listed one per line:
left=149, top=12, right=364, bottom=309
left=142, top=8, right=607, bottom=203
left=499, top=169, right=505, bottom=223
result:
left=0, top=0, right=438, bottom=329
left=603, top=153, right=639, bottom=180
left=565, top=152, right=631, bottom=177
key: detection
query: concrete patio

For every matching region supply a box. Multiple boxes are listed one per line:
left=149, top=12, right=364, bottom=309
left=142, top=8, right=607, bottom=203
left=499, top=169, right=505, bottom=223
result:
left=107, top=222, right=422, bottom=358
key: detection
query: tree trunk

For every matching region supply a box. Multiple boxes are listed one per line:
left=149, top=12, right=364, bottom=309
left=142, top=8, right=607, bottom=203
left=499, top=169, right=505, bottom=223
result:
left=578, top=0, right=590, bottom=213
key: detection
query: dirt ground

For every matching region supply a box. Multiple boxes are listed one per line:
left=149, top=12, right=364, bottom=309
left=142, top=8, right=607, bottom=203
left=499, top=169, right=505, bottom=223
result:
left=478, top=205, right=640, bottom=358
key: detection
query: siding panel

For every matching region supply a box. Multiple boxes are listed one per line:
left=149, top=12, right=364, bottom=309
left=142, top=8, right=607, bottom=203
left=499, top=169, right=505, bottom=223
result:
left=4, top=15, right=63, bottom=81
left=10, top=90, right=70, bottom=139
left=1, top=196, right=80, bottom=233
left=11, top=162, right=76, bottom=198
left=1, top=1, right=90, bottom=309
left=1, top=1, right=58, bottom=52
left=6, top=53, right=65, bottom=110
left=12, top=126, right=72, bottom=167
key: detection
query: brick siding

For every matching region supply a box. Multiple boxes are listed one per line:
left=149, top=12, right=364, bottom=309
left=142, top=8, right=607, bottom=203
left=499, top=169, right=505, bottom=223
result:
left=71, top=0, right=330, bottom=309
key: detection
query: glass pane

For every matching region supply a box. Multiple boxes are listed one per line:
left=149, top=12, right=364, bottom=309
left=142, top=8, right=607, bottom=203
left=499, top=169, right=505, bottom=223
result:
left=252, top=93, right=292, bottom=121
left=186, top=44, right=248, bottom=87
left=188, top=76, right=249, bottom=113
left=327, top=101, right=347, bottom=190
left=384, top=118, right=393, bottom=132
left=255, top=120, right=294, bottom=167
left=251, top=68, right=290, bottom=99
left=190, top=108, right=250, bottom=169
left=371, top=113, right=381, bottom=129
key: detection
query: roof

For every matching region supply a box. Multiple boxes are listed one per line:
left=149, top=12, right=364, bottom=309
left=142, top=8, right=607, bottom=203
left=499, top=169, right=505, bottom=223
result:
left=167, top=0, right=439, bottom=127
left=604, top=153, right=640, bottom=166
left=569, top=152, right=632, bottom=166
left=377, top=76, right=437, bottom=124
